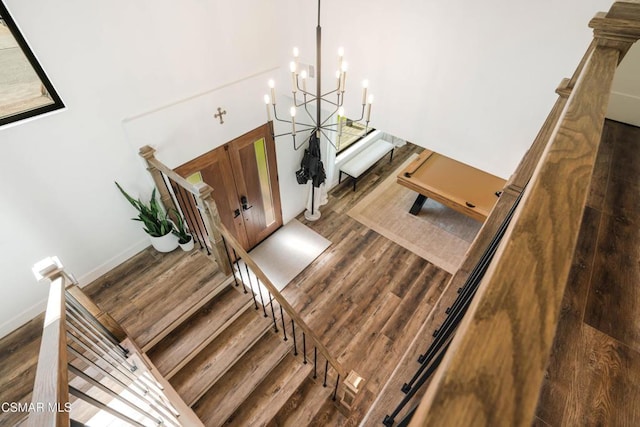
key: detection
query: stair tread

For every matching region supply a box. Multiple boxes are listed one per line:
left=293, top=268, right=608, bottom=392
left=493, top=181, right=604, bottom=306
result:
left=140, top=274, right=234, bottom=352
left=115, top=250, right=228, bottom=350
left=147, top=286, right=251, bottom=377
left=268, top=376, right=334, bottom=427
left=192, top=332, right=292, bottom=427
left=224, top=353, right=313, bottom=427
left=171, top=307, right=272, bottom=405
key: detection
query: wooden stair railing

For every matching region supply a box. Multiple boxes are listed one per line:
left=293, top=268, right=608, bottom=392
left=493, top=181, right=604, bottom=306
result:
left=28, top=257, right=203, bottom=427
left=138, top=147, right=364, bottom=412
left=406, top=2, right=640, bottom=426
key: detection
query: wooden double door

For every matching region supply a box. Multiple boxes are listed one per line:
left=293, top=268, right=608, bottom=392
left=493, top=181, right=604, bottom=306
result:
left=175, top=123, right=283, bottom=251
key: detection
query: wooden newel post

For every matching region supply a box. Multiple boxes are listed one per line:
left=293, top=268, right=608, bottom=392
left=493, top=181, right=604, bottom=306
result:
left=139, top=145, right=179, bottom=221
left=195, top=183, right=232, bottom=275
left=29, top=257, right=70, bottom=427
left=340, top=370, right=364, bottom=412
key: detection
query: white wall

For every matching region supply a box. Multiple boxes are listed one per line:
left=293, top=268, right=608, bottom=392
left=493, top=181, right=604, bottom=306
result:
left=607, top=43, right=640, bottom=126
left=279, top=0, right=617, bottom=179
left=0, top=0, right=635, bottom=338
left=0, top=0, right=284, bottom=338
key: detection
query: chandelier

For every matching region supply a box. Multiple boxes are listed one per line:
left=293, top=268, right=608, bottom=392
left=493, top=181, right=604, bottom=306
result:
left=264, top=0, right=374, bottom=150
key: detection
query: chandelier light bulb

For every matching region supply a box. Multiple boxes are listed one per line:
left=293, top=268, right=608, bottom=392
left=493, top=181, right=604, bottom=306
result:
left=301, top=70, right=307, bottom=79
left=339, top=63, right=347, bottom=93
left=368, top=94, right=374, bottom=104
left=338, top=46, right=344, bottom=57
left=293, top=46, right=299, bottom=58
left=268, top=80, right=276, bottom=105
left=264, top=95, right=272, bottom=121
left=361, top=81, right=368, bottom=105
left=289, top=61, right=297, bottom=73
left=290, top=106, right=296, bottom=135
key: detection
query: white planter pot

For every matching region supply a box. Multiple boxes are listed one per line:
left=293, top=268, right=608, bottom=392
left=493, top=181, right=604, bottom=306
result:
left=179, top=236, right=195, bottom=252
left=149, top=232, right=179, bottom=253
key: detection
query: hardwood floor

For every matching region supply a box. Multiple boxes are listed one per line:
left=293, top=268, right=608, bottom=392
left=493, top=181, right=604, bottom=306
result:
left=1, top=121, right=638, bottom=426
left=535, top=120, right=640, bottom=425
left=280, top=142, right=453, bottom=425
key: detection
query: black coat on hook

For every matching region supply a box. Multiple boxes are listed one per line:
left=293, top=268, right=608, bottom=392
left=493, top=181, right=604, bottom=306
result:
left=296, top=131, right=326, bottom=188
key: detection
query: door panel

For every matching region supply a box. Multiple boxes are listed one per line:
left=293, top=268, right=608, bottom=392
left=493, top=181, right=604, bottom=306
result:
left=175, top=146, right=250, bottom=250
left=174, top=123, right=282, bottom=251
left=228, top=124, right=283, bottom=248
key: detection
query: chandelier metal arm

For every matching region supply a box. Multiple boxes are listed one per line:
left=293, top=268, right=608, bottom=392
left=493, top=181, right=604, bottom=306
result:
left=272, top=106, right=315, bottom=130
left=303, top=100, right=316, bottom=124
left=321, top=88, right=341, bottom=98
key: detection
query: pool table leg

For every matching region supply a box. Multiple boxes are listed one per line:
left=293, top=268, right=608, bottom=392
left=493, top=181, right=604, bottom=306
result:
left=409, top=194, right=427, bottom=215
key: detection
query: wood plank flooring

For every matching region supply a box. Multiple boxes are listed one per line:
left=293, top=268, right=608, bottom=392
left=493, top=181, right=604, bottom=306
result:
left=534, top=120, right=640, bottom=425
left=280, top=143, right=453, bottom=425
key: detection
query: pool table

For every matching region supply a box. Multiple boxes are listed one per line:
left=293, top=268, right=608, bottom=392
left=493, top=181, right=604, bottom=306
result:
left=396, top=150, right=506, bottom=222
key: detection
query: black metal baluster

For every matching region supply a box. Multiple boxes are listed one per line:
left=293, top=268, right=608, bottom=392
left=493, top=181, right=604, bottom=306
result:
left=313, top=347, right=317, bottom=379
left=221, top=236, right=242, bottom=291
left=332, top=374, right=340, bottom=401
left=383, top=342, right=450, bottom=427
left=172, top=180, right=203, bottom=251
left=292, top=320, right=298, bottom=356
left=268, top=291, right=278, bottom=333
left=323, top=360, right=329, bottom=387
left=234, top=250, right=258, bottom=310
left=403, top=189, right=525, bottom=394
left=247, top=265, right=268, bottom=317
left=188, top=192, right=211, bottom=255
left=279, top=305, right=287, bottom=341
left=303, top=333, right=307, bottom=364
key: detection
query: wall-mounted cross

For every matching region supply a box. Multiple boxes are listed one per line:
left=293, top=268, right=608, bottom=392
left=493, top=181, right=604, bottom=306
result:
left=214, top=107, right=227, bottom=124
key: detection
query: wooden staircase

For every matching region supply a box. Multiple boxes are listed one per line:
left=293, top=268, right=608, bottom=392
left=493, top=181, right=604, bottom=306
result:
left=144, top=279, right=342, bottom=426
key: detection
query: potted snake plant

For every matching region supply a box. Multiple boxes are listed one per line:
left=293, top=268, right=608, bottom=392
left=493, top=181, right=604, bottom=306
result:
left=115, top=182, right=179, bottom=252
left=172, top=211, right=194, bottom=251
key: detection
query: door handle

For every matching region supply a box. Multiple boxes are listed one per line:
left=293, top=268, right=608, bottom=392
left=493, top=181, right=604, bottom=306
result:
left=240, top=196, right=253, bottom=211
left=233, top=209, right=241, bottom=218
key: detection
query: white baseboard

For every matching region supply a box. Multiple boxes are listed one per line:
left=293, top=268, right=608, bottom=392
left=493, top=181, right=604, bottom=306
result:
left=607, top=91, right=640, bottom=127
left=75, top=239, right=150, bottom=289
left=0, top=299, right=48, bottom=340
left=0, top=239, right=150, bottom=340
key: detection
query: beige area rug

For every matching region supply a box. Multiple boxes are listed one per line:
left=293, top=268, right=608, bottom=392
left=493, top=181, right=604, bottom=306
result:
left=238, top=219, right=331, bottom=296
left=348, top=155, right=482, bottom=274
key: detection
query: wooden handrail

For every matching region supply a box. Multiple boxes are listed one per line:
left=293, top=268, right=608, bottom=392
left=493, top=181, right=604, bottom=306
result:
left=409, top=4, right=636, bottom=424
left=29, top=258, right=70, bottom=427
left=140, top=146, right=201, bottom=197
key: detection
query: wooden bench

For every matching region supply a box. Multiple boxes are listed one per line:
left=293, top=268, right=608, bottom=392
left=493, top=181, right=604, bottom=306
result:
left=339, top=139, right=395, bottom=191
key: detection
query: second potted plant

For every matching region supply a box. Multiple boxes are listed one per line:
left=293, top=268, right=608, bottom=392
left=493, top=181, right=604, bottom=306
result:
left=172, top=212, right=194, bottom=251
